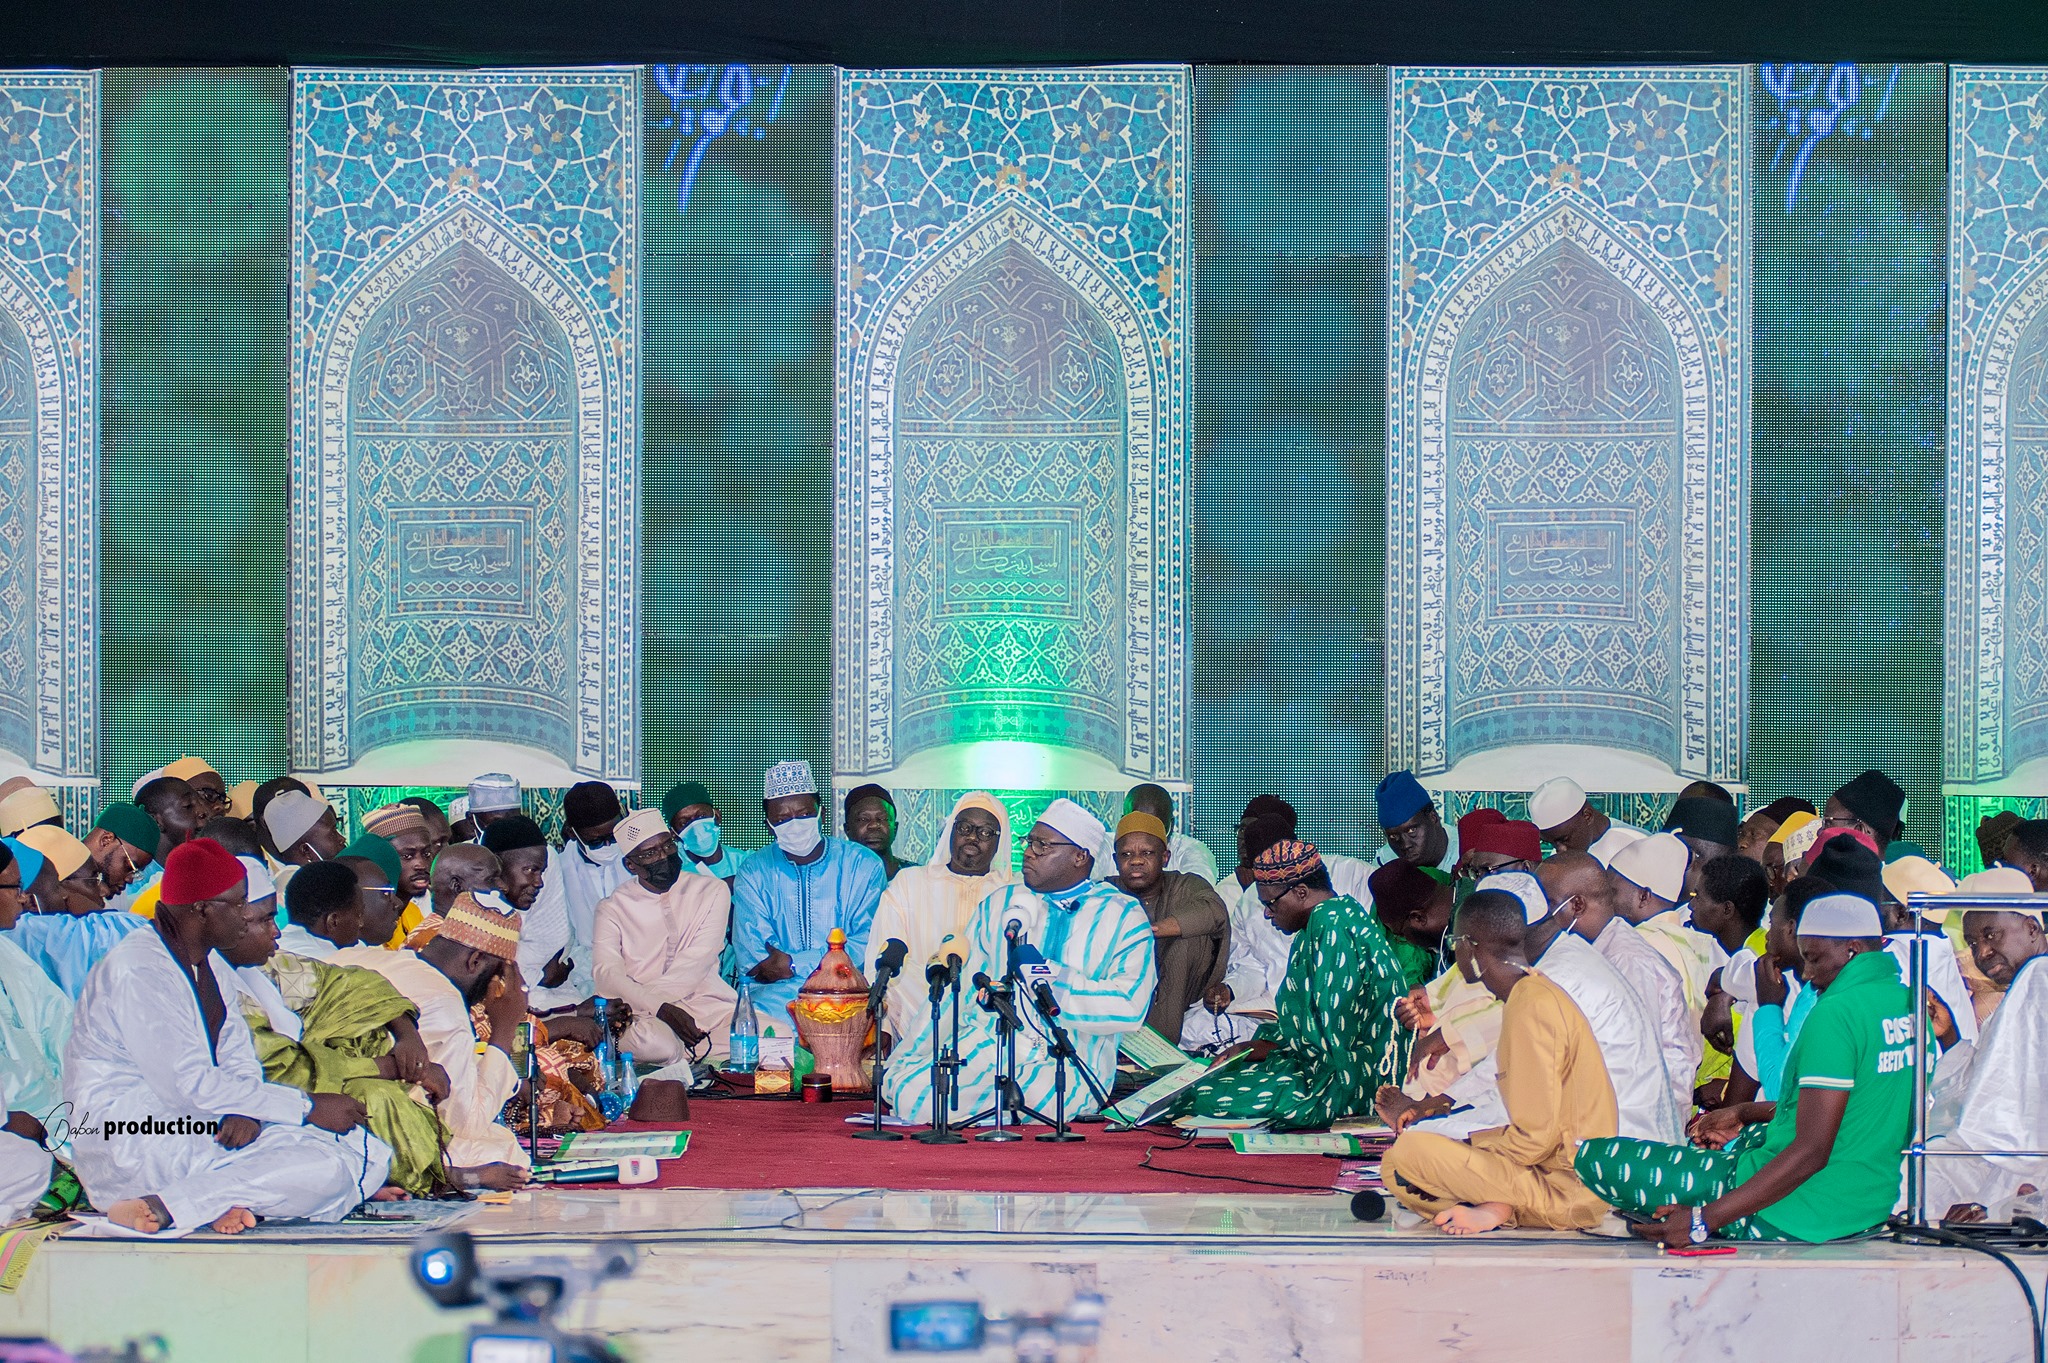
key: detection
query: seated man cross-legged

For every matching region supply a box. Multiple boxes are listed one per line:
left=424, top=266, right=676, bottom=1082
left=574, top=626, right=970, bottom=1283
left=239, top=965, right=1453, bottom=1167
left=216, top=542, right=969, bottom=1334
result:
left=1575, top=892, right=1916, bottom=1244
left=1382, top=886, right=1620, bottom=1234
left=65, top=838, right=391, bottom=1236
left=1180, top=842, right=1428, bottom=1131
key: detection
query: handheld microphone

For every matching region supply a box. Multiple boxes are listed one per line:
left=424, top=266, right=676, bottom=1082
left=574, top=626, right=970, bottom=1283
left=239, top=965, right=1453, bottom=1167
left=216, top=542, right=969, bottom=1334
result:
left=1029, top=979, right=1061, bottom=1020
left=971, top=970, right=1022, bottom=1027
left=1004, top=918, right=1025, bottom=943
left=1015, top=941, right=1056, bottom=990
left=868, top=939, right=908, bottom=1013
left=925, top=938, right=966, bottom=995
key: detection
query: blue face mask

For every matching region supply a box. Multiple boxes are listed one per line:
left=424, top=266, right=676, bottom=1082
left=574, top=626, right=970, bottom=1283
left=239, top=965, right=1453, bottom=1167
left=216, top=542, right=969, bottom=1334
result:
left=679, top=816, right=721, bottom=858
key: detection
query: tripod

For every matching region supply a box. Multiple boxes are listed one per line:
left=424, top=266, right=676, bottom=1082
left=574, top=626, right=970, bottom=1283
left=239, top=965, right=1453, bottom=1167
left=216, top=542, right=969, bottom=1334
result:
left=959, top=972, right=1056, bottom=1141
left=1020, top=981, right=1113, bottom=1142
left=915, top=965, right=968, bottom=1145
left=853, top=964, right=904, bottom=1142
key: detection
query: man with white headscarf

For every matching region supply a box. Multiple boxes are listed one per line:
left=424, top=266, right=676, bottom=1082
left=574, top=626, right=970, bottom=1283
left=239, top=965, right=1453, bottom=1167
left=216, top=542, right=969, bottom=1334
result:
left=881, top=799, right=1154, bottom=1123
left=868, top=792, right=1020, bottom=1045
left=730, top=761, right=886, bottom=1036
left=1927, top=874, right=2048, bottom=1222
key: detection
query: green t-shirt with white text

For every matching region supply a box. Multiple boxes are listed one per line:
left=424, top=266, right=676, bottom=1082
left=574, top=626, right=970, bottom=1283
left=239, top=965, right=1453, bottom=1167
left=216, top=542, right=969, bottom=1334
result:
left=1736, top=948, right=1915, bottom=1241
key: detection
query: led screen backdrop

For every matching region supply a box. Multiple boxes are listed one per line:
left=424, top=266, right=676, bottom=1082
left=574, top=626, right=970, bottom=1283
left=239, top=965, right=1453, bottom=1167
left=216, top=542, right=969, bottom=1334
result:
left=89, top=62, right=1956, bottom=862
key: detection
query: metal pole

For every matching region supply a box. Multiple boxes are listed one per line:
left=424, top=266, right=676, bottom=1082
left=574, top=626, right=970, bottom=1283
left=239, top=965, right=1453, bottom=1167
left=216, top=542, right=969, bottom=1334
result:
left=1903, top=889, right=2048, bottom=1227
left=1908, top=896, right=1928, bottom=1227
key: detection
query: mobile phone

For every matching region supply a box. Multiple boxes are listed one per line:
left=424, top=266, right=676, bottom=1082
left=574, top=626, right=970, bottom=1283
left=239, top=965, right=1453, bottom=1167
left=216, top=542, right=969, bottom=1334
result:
left=1661, top=1243, right=1737, bottom=1257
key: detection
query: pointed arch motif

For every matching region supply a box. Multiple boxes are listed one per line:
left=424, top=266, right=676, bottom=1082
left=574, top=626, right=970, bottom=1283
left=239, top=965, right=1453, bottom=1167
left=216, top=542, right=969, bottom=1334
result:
left=842, top=193, right=1174, bottom=778
left=1954, top=248, right=2048, bottom=783
left=1398, top=193, right=1720, bottom=778
left=301, top=200, right=616, bottom=776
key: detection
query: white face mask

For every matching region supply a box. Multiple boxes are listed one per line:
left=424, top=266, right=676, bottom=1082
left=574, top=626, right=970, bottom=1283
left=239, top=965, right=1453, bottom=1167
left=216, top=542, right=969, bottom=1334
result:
left=772, top=815, right=823, bottom=859
left=579, top=836, right=625, bottom=867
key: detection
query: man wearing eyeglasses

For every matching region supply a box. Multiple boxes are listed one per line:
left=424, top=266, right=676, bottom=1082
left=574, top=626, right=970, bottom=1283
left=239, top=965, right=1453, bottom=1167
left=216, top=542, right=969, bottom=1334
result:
left=880, top=798, right=1153, bottom=1124
left=86, top=801, right=159, bottom=899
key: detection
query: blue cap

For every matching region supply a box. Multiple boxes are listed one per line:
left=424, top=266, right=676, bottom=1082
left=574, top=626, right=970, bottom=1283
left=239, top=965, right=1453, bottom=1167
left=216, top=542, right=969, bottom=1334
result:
left=1376, top=771, right=1433, bottom=830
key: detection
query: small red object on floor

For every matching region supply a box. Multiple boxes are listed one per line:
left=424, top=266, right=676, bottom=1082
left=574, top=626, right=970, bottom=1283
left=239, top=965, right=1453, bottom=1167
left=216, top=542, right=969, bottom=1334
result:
left=599, top=1100, right=1340, bottom=1195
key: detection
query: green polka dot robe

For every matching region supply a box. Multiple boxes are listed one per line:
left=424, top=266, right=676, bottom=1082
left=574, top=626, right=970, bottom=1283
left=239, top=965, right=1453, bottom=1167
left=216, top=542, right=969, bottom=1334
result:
left=1182, top=895, right=1410, bottom=1131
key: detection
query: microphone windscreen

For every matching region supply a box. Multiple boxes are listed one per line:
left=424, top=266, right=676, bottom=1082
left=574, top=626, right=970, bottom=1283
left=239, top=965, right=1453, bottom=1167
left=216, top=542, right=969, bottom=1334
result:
left=878, top=938, right=909, bottom=971
left=1350, top=1189, right=1387, bottom=1222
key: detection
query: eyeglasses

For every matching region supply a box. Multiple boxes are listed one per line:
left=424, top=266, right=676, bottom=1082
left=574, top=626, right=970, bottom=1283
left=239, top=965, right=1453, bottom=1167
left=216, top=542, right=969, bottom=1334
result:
left=359, top=885, right=399, bottom=901
left=1021, top=834, right=1075, bottom=854
left=1447, top=933, right=1477, bottom=952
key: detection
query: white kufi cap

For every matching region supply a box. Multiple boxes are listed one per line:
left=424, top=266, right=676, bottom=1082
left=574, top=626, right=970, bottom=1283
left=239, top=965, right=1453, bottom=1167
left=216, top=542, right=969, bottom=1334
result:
left=1476, top=869, right=1552, bottom=925
left=1610, top=831, right=1689, bottom=903
left=1589, top=825, right=1647, bottom=869
left=1527, top=777, right=1589, bottom=832
left=763, top=760, right=818, bottom=801
left=1797, top=893, right=1884, bottom=939
left=1036, top=798, right=1106, bottom=859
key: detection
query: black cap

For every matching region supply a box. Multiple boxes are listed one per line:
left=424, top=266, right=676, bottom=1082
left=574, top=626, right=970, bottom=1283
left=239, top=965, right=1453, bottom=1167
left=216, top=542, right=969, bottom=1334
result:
left=1664, top=795, right=1739, bottom=849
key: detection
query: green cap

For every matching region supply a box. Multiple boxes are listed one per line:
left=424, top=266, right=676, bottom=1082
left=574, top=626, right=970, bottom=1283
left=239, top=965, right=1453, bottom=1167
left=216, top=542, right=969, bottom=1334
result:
left=662, top=781, right=713, bottom=826
left=341, top=832, right=403, bottom=890
left=93, top=801, right=162, bottom=859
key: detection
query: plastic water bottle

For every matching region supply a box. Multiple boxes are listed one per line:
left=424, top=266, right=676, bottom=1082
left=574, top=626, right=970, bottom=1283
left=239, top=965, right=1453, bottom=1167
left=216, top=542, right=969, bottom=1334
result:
left=590, top=997, right=627, bottom=1122
left=729, top=981, right=760, bottom=1072
left=620, top=1052, right=640, bottom=1106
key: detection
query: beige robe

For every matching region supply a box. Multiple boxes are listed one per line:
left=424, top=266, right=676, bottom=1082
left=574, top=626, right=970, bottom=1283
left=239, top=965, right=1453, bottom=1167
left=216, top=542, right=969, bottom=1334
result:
left=868, top=862, right=1020, bottom=1042
left=1383, top=970, right=1618, bottom=1229
left=867, top=793, right=1020, bottom=1044
left=592, top=875, right=738, bottom=1065
left=332, top=945, right=526, bottom=1170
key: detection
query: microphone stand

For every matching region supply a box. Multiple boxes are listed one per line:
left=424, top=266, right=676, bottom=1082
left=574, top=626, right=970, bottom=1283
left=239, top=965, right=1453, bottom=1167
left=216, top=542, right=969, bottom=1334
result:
left=915, top=965, right=966, bottom=1145
left=853, top=962, right=903, bottom=1143
left=1024, top=984, right=1105, bottom=1143
left=961, top=951, right=1059, bottom=1140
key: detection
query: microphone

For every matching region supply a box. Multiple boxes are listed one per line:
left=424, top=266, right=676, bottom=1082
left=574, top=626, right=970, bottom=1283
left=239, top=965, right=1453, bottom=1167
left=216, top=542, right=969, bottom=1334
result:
left=1013, top=942, right=1060, bottom=1019
left=1015, top=941, right=1056, bottom=990
left=1350, top=1189, right=1387, bottom=1222
left=868, top=939, right=908, bottom=1014
left=971, top=970, right=1022, bottom=1028
left=925, top=939, right=966, bottom=995
left=1004, top=918, right=1025, bottom=944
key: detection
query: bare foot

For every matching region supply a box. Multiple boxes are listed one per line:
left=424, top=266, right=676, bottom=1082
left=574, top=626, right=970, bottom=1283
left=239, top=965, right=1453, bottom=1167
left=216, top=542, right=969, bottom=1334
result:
left=1434, top=1202, right=1513, bottom=1236
left=370, top=1184, right=412, bottom=1201
left=108, top=1197, right=169, bottom=1234
left=209, top=1206, right=257, bottom=1234
left=450, top=1162, right=531, bottom=1192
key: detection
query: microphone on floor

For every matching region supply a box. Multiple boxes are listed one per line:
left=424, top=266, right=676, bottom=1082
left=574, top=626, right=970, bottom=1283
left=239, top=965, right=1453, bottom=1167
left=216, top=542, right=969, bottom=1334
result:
left=1350, top=1189, right=1387, bottom=1222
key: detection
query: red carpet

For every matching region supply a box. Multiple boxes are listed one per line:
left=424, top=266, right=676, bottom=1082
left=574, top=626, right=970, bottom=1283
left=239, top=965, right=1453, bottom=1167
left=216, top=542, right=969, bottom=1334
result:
left=599, top=1098, right=1342, bottom=1195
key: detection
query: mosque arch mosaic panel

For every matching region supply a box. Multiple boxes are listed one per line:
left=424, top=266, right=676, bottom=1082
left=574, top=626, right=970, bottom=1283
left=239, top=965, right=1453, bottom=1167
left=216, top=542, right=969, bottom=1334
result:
left=0, top=74, right=96, bottom=784
left=1388, top=69, right=1747, bottom=786
left=291, top=69, right=637, bottom=783
left=836, top=68, right=1188, bottom=788
left=1943, top=70, right=2048, bottom=791
left=1444, top=229, right=1687, bottom=768
left=0, top=300, right=35, bottom=763
left=893, top=229, right=1129, bottom=761
left=345, top=237, right=578, bottom=758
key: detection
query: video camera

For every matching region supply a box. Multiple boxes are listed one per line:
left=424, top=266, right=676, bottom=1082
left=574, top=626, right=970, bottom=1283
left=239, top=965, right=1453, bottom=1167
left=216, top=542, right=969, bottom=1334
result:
left=410, top=1229, right=636, bottom=1363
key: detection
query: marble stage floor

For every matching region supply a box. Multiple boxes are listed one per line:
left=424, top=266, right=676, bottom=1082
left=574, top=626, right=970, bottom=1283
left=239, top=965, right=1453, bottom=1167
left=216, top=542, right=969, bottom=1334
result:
left=2, top=1186, right=2038, bottom=1363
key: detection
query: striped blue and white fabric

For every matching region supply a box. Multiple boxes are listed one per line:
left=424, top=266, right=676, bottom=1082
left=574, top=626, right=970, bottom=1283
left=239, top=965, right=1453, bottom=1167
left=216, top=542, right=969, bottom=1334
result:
left=883, top=879, right=1156, bottom=1123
